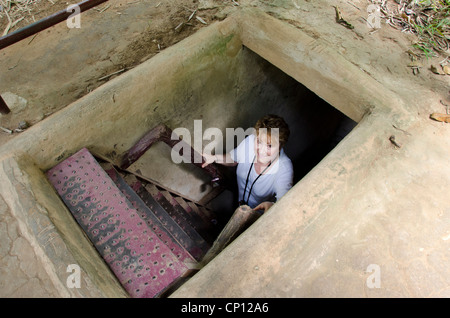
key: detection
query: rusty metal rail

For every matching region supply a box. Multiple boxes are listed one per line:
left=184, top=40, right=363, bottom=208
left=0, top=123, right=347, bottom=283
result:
left=0, top=0, right=108, bottom=50
left=120, top=123, right=224, bottom=186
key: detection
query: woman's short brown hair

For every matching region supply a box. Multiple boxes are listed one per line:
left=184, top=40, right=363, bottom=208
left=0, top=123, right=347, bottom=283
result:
left=254, top=114, right=290, bottom=148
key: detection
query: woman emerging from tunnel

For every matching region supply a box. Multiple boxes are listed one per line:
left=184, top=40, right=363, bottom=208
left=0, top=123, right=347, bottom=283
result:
left=202, top=114, right=293, bottom=213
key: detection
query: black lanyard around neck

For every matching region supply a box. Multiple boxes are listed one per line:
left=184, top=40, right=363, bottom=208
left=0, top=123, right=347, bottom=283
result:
left=241, top=155, right=272, bottom=205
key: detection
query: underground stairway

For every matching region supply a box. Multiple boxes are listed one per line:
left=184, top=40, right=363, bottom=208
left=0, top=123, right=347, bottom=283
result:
left=45, top=125, right=230, bottom=298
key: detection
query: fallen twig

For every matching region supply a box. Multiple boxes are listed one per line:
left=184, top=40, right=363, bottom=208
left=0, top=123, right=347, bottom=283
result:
left=12, top=15, right=24, bottom=26
left=99, top=4, right=110, bottom=13
left=334, top=6, right=354, bottom=29
left=369, top=0, right=450, bottom=57
left=392, top=124, right=411, bottom=136
left=188, top=9, right=197, bottom=22
left=389, top=135, right=401, bottom=148
left=196, top=16, right=207, bottom=25
left=175, top=22, right=183, bottom=31
left=347, top=1, right=360, bottom=11
left=0, top=126, right=13, bottom=134
left=98, top=68, right=129, bottom=81
left=2, top=5, right=12, bottom=36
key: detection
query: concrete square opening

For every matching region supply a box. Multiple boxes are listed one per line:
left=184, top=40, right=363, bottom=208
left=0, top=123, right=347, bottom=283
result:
left=0, top=8, right=399, bottom=297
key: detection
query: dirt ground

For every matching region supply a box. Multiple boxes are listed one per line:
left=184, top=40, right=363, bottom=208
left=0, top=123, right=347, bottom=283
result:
left=0, top=0, right=225, bottom=144
left=0, top=0, right=449, bottom=147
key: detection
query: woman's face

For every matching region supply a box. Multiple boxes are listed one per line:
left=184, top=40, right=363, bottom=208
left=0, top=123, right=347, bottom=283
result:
left=255, top=130, right=280, bottom=165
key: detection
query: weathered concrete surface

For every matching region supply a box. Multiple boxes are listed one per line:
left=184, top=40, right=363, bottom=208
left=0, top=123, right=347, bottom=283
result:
left=0, top=194, right=59, bottom=297
left=0, top=154, right=128, bottom=297
left=172, top=108, right=450, bottom=297
left=0, top=16, right=242, bottom=297
left=171, top=3, right=450, bottom=298
left=1, top=0, right=449, bottom=298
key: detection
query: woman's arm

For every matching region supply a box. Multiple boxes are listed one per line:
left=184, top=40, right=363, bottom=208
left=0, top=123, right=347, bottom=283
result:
left=202, top=153, right=237, bottom=168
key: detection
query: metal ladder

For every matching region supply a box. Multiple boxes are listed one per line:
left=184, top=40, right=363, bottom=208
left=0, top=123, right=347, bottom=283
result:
left=46, top=147, right=220, bottom=298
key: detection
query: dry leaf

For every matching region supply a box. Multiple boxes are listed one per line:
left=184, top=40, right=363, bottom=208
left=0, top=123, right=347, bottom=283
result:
left=442, top=65, right=450, bottom=75
left=430, top=113, right=450, bottom=123
left=334, top=6, right=354, bottom=29
left=430, top=65, right=441, bottom=74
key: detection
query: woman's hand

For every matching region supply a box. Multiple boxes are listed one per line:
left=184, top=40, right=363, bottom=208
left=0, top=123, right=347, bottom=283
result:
left=201, top=153, right=216, bottom=168
left=202, top=153, right=237, bottom=168
left=254, top=201, right=274, bottom=213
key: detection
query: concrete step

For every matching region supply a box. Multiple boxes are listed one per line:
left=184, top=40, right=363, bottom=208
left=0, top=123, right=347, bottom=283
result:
left=45, top=148, right=190, bottom=298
